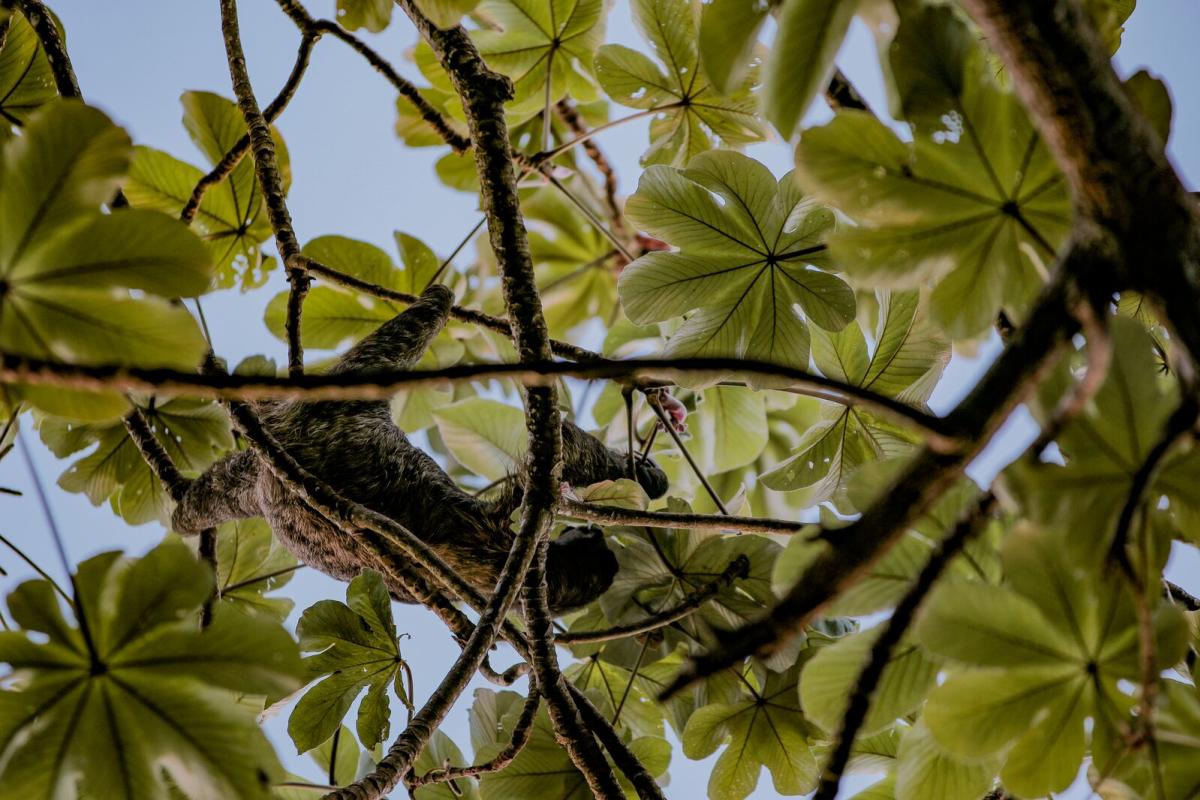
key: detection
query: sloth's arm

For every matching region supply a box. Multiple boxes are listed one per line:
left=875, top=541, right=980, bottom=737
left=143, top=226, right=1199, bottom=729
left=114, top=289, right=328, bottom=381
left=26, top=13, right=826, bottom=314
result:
left=329, top=284, right=454, bottom=376
left=172, top=450, right=262, bottom=535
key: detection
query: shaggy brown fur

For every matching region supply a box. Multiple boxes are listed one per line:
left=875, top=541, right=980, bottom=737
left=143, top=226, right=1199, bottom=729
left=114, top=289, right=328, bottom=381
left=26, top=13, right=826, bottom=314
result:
left=172, top=285, right=667, bottom=612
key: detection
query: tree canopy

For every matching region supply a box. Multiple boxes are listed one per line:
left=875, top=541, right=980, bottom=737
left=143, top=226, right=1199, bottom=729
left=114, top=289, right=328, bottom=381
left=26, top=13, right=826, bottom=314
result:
left=1, top=0, right=1198, bottom=799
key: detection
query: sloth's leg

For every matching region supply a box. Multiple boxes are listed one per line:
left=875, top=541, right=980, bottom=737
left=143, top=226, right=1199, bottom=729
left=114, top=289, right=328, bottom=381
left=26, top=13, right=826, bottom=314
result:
left=560, top=419, right=669, bottom=499
left=329, top=284, right=454, bottom=377
left=172, top=450, right=262, bottom=535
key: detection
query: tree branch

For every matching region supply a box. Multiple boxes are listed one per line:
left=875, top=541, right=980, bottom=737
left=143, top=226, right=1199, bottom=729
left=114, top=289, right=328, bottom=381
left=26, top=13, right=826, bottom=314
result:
left=960, top=0, right=1200, bottom=367
left=813, top=493, right=997, bottom=800
left=122, top=406, right=220, bottom=626
left=301, top=256, right=602, bottom=362
left=182, top=29, right=317, bottom=224
left=0, top=352, right=961, bottom=445
left=271, top=0, right=468, bottom=153
left=405, top=686, right=540, bottom=791
left=558, top=497, right=806, bottom=536
left=218, top=0, right=308, bottom=376
left=557, top=555, right=749, bottom=645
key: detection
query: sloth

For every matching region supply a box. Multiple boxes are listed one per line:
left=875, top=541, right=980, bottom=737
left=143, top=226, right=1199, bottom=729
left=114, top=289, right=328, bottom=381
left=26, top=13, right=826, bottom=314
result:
left=172, top=285, right=668, bottom=612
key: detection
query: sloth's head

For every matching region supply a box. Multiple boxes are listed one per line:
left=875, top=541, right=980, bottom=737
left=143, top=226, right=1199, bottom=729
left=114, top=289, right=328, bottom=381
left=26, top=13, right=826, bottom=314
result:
left=545, top=525, right=619, bottom=613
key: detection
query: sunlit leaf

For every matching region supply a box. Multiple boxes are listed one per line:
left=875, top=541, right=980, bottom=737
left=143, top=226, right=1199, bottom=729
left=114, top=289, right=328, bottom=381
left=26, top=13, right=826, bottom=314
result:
left=0, top=541, right=304, bottom=798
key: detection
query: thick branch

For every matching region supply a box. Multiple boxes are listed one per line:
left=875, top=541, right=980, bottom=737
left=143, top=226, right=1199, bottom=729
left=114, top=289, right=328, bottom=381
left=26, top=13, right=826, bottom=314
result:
left=557, top=555, right=749, bottom=645
left=0, top=353, right=960, bottom=446
left=395, top=3, right=623, bottom=796
left=218, top=0, right=308, bottom=376
left=813, top=493, right=997, bottom=800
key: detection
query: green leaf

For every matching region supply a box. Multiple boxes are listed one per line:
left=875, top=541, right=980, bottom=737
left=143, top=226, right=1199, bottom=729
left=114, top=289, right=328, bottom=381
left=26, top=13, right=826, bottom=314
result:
left=916, top=525, right=1189, bottom=797
left=760, top=291, right=945, bottom=509
left=39, top=397, right=232, bottom=525
left=619, top=151, right=851, bottom=371
left=574, top=478, right=650, bottom=510
left=473, top=0, right=605, bottom=114
left=0, top=10, right=59, bottom=133
left=764, top=0, right=857, bottom=139
left=596, top=0, right=766, bottom=166
left=289, top=571, right=407, bottom=753
left=215, top=518, right=299, bottom=623
left=0, top=102, right=210, bottom=388
left=697, top=0, right=769, bottom=96
left=337, top=0, right=392, bottom=32
left=602, top=516, right=780, bottom=642
left=1006, top=318, right=1200, bottom=557
left=412, top=0, right=479, bottom=29
left=0, top=541, right=304, bottom=798
left=682, top=666, right=819, bottom=800
left=894, top=721, right=999, bottom=800
left=125, top=91, right=290, bottom=291
left=799, top=628, right=938, bottom=737
left=264, top=234, right=450, bottom=352
left=433, top=398, right=529, bottom=481
left=687, top=386, right=769, bottom=474
left=796, top=10, right=1070, bottom=336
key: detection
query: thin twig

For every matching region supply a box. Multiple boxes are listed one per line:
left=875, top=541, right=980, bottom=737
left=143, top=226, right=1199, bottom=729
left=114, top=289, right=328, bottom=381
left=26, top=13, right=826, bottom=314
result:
left=813, top=493, right=997, bottom=800
left=405, top=687, right=540, bottom=790
left=0, top=531, right=72, bottom=604
left=555, top=100, right=626, bottom=238
left=182, top=30, right=317, bottom=224
left=557, top=555, right=750, bottom=644
left=648, top=391, right=728, bottom=514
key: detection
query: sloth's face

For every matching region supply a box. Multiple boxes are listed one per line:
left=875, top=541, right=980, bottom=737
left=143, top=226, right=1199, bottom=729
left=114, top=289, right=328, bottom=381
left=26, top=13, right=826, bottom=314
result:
left=545, top=525, right=620, bottom=613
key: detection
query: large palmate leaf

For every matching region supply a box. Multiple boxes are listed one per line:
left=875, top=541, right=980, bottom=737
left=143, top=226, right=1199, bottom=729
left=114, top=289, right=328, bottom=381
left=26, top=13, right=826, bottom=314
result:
left=619, top=151, right=853, bottom=370
left=682, top=665, right=820, bottom=800
left=0, top=10, right=58, bottom=135
left=289, top=571, right=411, bottom=753
left=473, top=0, right=605, bottom=115
left=0, top=541, right=304, bottom=798
left=0, top=101, right=212, bottom=419
left=1006, top=318, right=1200, bottom=556
left=38, top=397, right=232, bottom=525
left=795, top=6, right=1070, bottom=337
left=915, top=525, right=1189, bottom=798
left=760, top=291, right=948, bottom=511
left=595, top=0, right=766, bottom=166
left=126, top=91, right=291, bottom=291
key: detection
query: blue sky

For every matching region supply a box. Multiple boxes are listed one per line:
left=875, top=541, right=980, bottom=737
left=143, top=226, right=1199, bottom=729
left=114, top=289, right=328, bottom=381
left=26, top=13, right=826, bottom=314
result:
left=3, top=1, right=1198, bottom=797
